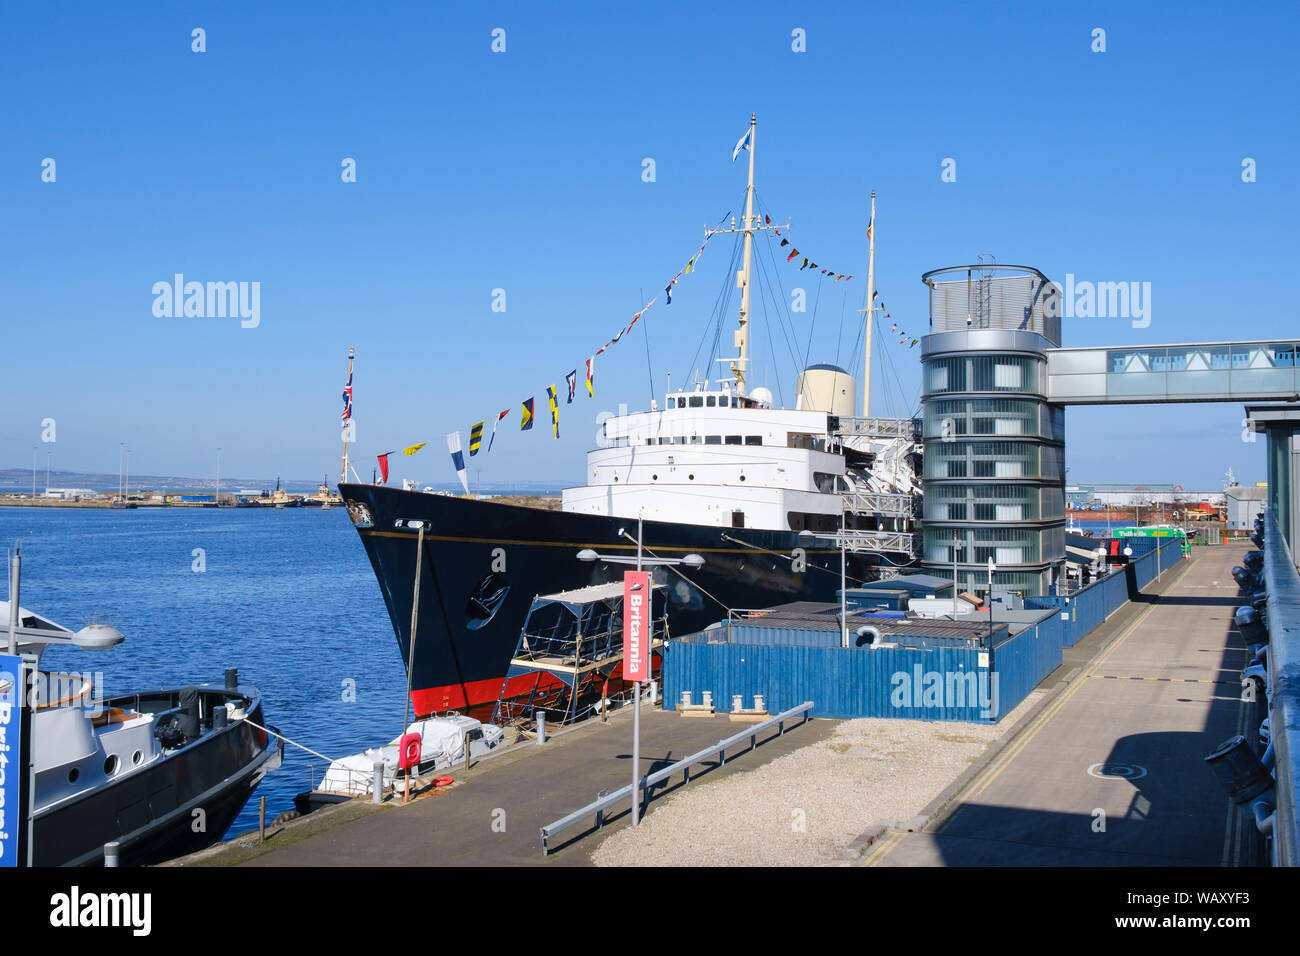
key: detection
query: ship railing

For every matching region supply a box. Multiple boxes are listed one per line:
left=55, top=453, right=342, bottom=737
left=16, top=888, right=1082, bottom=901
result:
left=831, top=416, right=922, bottom=441
left=832, top=528, right=919, bottom=556
left=538, top=701, right=815, bottom=855
left=840, top=490, right=917, bottom=519
left=309, top=763, right=380, bottom=797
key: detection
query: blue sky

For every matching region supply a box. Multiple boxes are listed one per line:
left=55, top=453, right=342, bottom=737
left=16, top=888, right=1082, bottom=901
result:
left=3, top=1, right=1295, bottom=490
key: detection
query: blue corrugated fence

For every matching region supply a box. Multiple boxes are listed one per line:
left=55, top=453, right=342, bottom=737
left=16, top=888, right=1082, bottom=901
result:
left=664, top=536, right=1186, bottom=723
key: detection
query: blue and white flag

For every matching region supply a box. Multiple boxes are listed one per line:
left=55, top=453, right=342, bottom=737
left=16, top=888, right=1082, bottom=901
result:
left=446, top=431, right=469, bottom=494
left=731, top=127, right=752, bottom=162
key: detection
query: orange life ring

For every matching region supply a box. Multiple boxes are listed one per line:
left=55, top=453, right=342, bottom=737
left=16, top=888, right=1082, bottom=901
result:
left=432, top=776, right=454, bottom=788
left=399, top=732, right=422, bottom=770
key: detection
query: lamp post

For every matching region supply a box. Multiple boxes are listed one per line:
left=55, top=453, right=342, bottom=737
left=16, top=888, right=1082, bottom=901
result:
left=952, top=529, right=960, bottom=618
left=798, top=521, right=850, bottom=648
left=395, top=518, right=428, bottom=801
left=577, top=516, right=704, bottom=826
left=986, top=556, right=995, bottom=648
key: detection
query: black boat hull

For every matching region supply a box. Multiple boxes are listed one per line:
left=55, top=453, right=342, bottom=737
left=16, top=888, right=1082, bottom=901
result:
left=33, top=691, right=282, bottom=867
left=340, top=483, right=903, bottom=716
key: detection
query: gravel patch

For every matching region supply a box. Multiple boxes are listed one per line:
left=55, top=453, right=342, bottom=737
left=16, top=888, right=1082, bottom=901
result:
left=591, top=692, right=1043, bottom=867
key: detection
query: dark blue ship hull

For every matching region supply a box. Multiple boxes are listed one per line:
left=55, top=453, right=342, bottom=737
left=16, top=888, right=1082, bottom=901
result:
left=340, top=483, right=903, bottom=716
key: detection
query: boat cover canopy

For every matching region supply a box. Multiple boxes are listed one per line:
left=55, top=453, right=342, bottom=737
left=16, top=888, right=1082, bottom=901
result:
left=539, top=580, right=667, bottom=605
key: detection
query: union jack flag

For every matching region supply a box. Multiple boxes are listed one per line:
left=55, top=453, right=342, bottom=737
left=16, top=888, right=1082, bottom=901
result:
left=341, top=369, right=353, bottom=423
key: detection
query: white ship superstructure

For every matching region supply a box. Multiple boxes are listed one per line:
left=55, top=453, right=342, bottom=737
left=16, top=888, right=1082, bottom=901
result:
left=564, top=384, right=920, bottom=553
left=562, top=115, right=921, bottom=555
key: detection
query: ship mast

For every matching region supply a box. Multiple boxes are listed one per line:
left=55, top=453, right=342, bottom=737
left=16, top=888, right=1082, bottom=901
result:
left=733, top=113, right=757, bottom=395
left=340, top=346, right=354, bottom=483
left=862, top=191, right=876, bottom=417
left=719, top=114, right=786, bottom=397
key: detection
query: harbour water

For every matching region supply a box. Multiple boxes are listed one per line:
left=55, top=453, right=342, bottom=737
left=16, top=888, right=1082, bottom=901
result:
left=0, top=506, right=407, bottom=841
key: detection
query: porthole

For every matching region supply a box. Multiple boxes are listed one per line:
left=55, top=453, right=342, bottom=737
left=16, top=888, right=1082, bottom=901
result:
left=740, top=475, right=746, bottom=481
left=104, top=755, right=119, bottom=775
left=688, top=474, right=695, bottom=481
left=68, top=767, right=80, bottom=784
left=652, top=474, right=658, bottom=480
left=132, top=750, right=143, bottom=766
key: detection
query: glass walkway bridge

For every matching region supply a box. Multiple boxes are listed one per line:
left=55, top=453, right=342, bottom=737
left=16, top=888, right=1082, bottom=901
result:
left=1047, top=340, right=1300, bottom=404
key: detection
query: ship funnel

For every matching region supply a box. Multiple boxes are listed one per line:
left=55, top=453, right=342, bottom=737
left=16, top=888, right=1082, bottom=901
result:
left=796, top=364, right=856, bottom=416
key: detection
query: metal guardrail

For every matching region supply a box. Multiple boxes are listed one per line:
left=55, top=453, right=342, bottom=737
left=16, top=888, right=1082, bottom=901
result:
left=1264, top=510, right=1300, bottom=866
left=841, top=491, right=917, bottom=518
left=538, top=701, right=815, bottom=855
left=837, top=528, right=919, bottom=555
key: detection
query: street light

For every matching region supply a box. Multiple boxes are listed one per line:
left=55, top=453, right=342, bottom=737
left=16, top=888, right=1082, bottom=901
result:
left=798, top=525, right=849, bottom=648
left=395, top=518, right=429, bottom=802
left=576, top=513, right=705, bottom=826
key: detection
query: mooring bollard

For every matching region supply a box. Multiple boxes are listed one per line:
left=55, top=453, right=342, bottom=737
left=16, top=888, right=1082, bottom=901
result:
left=371, top=759, right=385, bottom=804
left=536, top=711, right=547, bottom=745
left=104, top=841, right=120, bottom=868
left=224, top=668, right=238, bottom=691
left=259, top=796, right=266, bottom=843
left=649, top=679, right=658, bottom=705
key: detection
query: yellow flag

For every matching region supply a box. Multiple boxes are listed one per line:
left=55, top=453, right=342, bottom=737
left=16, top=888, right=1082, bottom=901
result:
left=403, top=442, right=427, bottom=456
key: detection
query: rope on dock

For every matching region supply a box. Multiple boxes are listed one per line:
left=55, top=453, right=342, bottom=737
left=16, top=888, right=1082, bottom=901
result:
left=242, top=717, right=339, bottom=764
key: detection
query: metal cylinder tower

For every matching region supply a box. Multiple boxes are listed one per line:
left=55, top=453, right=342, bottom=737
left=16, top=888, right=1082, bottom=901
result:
left=919, top=263, right=1066, bottom=596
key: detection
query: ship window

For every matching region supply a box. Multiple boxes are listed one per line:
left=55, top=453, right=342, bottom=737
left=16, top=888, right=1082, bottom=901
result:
left=725, top=435, right=742, bottom=445
left=689, top=474, right=695, bottom=480
left=706, top=396, right=717, bottom=407
left=690, top=436, right=703, bottom=444
left=104, top=755, right=119, bottom=775
left=652, top=474, right=658, bottom=480
left=732, top=510, right=745, bottom=528
left=667, top=397, right=676, bottom=409
left=689, top=396, right=704, bottom=408
left=745, top=436, right=762, bottom=445
left=68, top=767, right=80, bottom=783
left=740, top=475, right=746, bottom=481
left=705, top=435, right=721, bottom=445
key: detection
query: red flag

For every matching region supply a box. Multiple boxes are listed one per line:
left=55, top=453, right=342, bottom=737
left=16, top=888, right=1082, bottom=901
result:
left=376, top=452, right=391, bottom=485
left=787, top=248, right=799, bottom=262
